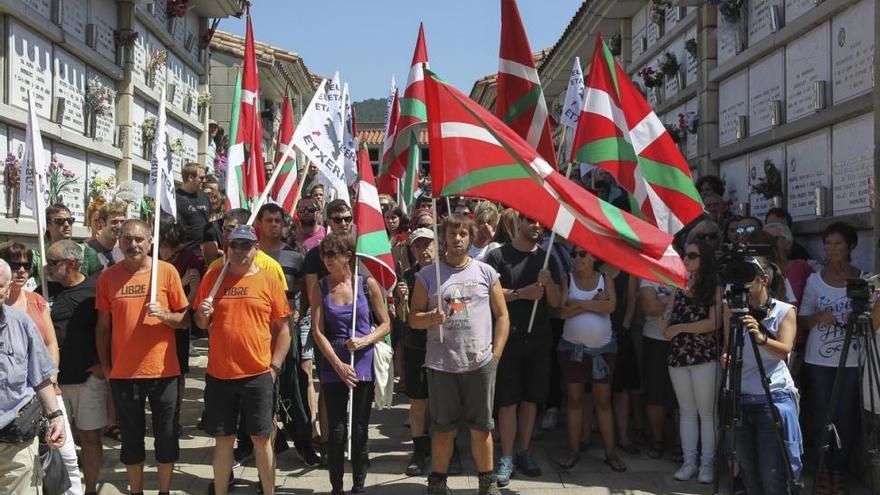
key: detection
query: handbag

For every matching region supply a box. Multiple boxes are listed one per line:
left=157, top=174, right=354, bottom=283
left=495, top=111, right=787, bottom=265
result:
left=0, top=397, right=43, bottom=443
left=39, top=442, right=72, bottom=495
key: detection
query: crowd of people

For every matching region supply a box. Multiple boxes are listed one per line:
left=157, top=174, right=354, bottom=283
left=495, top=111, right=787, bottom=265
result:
left=0, top=161, right=878, bottom=495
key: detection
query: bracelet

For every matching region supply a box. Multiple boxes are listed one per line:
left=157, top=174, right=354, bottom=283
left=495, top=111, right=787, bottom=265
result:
left=269, top=364, right=281, bottom=375
left=45, top=409, right=64, bottom=420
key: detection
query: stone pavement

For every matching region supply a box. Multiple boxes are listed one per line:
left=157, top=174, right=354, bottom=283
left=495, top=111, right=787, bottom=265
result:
left=89, top=339, right=871, bottom=494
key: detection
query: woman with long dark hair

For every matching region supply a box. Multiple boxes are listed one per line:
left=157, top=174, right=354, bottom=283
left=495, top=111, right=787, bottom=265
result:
left=661, top=240, right=721, bottom=484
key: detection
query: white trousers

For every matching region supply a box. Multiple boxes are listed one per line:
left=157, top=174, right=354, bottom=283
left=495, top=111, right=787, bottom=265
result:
left=668, top=361, right=719, bottom=466
left=56, top=395, right=83, bottom=495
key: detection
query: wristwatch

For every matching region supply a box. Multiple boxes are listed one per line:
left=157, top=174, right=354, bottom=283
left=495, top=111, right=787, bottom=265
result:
left=45, top=409, right=64, bottom=420
left=511, top=290, right=519, bottom=301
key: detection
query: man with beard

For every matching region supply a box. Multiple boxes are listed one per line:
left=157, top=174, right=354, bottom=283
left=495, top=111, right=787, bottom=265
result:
left=96, top=220, right=190, bottom=495
left=31, top=204, right=103, bottom=287
left=409, top=215, right=509, bottom=495
left=45, top=240, right=105, bottom=495
left=175, top=163, right=212, bottom=256
left=296, top=195, right=326, bottom=251
left=484, top=213, right=561, bottom=487
left=86, top=202, right=127, bottom=270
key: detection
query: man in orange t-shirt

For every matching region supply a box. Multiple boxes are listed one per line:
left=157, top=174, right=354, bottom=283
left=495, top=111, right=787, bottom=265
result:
left=195, top=225, right=291, bottom=495
left=95, top=219, right=189, bottom=495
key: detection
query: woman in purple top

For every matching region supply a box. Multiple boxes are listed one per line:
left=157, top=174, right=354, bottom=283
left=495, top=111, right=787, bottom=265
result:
left=312, top=232, right=390, bottom=495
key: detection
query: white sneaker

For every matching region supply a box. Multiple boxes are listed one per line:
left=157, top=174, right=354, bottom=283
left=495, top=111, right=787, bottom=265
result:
left=541, top=408, right=559, bottom=430
left=674, top=462, right=698, bottom=481
left=697, top=464, right=714, bottom=484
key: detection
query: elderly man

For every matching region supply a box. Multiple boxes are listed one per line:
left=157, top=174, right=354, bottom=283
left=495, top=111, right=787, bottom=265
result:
left=195, top=225, right=291, bottom=495
left=0, top=259, right=66, bottom=495
left=96, top=219, right=190, bottom=495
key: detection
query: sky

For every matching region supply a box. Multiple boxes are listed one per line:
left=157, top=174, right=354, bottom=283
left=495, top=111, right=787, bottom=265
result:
left=222, top=0, right=583, bottom=102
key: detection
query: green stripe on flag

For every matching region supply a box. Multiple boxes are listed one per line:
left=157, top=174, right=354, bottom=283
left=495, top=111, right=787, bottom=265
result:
left=278, top=159, right=295, bottom=174
left=399, top=97, right=427, bottom=123
left=502, top=85, right=543, bottom=125
left=441, top=164, right=531, bottom=196
left=600, top=41, right=621, bottom=101
left=599, top=200, right=640, bottom=250
left=356, top=230, right=392, bottom=256
left=636, top=156, right=704, bottom=204
left=228, top=70, right=242, bottom=149
left=575, top=136, right=637, bottom=164
left=401, top=139, right=419, bottom=207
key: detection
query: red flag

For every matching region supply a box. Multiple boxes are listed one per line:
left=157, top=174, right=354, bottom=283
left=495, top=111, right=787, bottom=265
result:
left=355, top=145, right=397, bottom=291
left=237, top=7, right=266, bottom=204
left=272, top=91, right=298, bottom=212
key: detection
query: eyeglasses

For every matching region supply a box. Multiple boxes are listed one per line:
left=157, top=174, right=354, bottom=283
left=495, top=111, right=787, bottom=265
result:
left=571, top=251, right=590, bottom=258
left=8, top=261, right=32, bottom=271
left=298, top=206, right=318, bottom=214
left=685, top=252, right=701, bottom=260
left=321, top=250, right=339, bottom=258
left=44, top=259, right=66, bottom=267
left=330, top=215, right=353, bottom=224
left=51, top=217, right=75, bottom=226
left=229, top=240, right=254, bottom=251
left=694, top=232, right=718, bottom=241
left=736, top=225, right=758, bottom=236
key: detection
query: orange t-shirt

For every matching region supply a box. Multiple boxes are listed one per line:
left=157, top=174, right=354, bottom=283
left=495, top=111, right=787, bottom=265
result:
left=96, top=261, right=189, bottom=379
left=25, top=291, right=50, bottom=341
left=195, top=266, right=291, bottom=380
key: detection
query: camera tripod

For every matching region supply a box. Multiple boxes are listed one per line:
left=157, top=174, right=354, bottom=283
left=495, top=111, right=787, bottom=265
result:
left=811, top=298, right=880, bottom=495
left=714, top=287, right=800, bottom=495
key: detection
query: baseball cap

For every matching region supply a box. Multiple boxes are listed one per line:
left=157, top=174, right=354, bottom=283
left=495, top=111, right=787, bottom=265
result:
left=228, top=225, right=258, bottom=242
left=408, top=227, right=435, bottom=244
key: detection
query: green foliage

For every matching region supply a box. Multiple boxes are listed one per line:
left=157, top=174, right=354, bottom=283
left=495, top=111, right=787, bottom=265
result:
left=353, top=98, right=387, bottom=123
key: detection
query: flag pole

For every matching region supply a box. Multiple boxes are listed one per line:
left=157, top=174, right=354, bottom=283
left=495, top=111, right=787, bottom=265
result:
left=346, top=261, right=359, bottom=460
left=27, top=91, right=49, bottom=299
left=430, top=197, right=443, bottom=343
left=525, top=126, right=570, bottom=334
left=149, top=141, right=163, bottom=304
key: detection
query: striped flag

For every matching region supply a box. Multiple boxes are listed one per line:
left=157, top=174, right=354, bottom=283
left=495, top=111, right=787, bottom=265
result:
left=355, top=144, right=396, bottom=291
left=21, top=91, right=48, bottom=214
left=424, top=68, right=686, bottom=287
left=148, top=84, right=176, bottom=216
left=572, top=35, right=703, bottom=234
left=377, top=77, right=399, bottom=197
left=272, top=91, right=298, bottom=213
left=225, top=69, right=245, bottom=209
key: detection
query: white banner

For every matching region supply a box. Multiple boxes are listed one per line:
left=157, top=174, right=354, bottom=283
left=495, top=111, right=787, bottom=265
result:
left=292, top=79, right=351, bottom=205
left=147, top=85, right=176, bottom=216
left=342, top=82, right=358, bottom=185
left=560, top=56, right=584, bottom=130
left=21, top=90, right=48, bottom=213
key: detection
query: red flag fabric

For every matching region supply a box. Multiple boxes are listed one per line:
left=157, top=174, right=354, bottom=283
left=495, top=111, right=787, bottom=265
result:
left=272, top=91, right=298, bottom=212
left=355, top=145, right=397, bottom=291
left=237, top=8, right=266, bottom=204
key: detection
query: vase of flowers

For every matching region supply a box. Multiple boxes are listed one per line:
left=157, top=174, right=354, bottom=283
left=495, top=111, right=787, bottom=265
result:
left=650, top=0, right=670, bottom=30
left=86, top=170, right=115, bottom=219
left=708, top=0, right=747, bottom=25
left=638, top=66, right=665, bottom=104
left=141, top=116, right=157, bottom=159
left=4, top=153, right=20, bottom=218
left=85, top=77, right=115, bottom=138
left=678, top=111, right=699, bottom=135
left=47, top=155, right=78, bottom=206
left=685, top=38, right=698, bottom=59
left=197, top=92, right=212, bottom=118
left=147, top=50, right=167, bottom=88
left=751, top=159, right=783, bottom=200
left=608, top=33, right=622, bottom=57
left=659, top=51, right=683, bottom=90
left=170, top=137, right=186, bottom=157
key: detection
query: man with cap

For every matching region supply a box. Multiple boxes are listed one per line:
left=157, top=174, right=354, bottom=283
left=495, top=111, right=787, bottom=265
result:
left=195, top=225, right=292, bottom=495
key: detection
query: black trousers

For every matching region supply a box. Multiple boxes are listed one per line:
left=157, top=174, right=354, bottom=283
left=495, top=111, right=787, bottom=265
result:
left=323, top=381, right=375, bottom=492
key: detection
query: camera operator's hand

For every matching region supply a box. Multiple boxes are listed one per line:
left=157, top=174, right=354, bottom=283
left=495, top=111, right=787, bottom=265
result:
left=742, top=315, right=764, bottom=343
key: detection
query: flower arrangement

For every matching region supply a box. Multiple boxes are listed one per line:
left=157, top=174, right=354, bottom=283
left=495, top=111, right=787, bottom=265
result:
left=650, top=0, right=670, bottom=25
left=607, top=33, right=622, bottom=56
left=751, top=159, right=783, bottom=199
left=678, top=112, right=699, bottom=134
left=47, top=155, right=78, bottom=206
left=167, top=0, right=190, bottom=18
left=141, top=117, right=158, bottom=144
left=4, top=153, right=20, bottom=189
left=197, top=92, right=212, bottom=109
left=659, top=52, right=680, bottom=76
left=685, top=38, right=698, bottom=58
left=170, top=137, right=185, bottom=156
left=708, top=0, right=746, bottom=24
left=87, top=170, right=116, bottom=201
left=149, top=50, right=167, bottom=74
left=638, top=66, right=665, bottom=88
left=113, top=29, right=139, bottom=47
left=665, top=123, right=684, bottom=144
left=85, top=77, right=115, bottom=116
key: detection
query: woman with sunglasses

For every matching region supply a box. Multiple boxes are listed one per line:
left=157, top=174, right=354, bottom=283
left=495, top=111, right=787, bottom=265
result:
left=313, top=232, right=391, bottom=494
left=660, top=241, right=721, bottom=483
left=554, top=248, right=626, bottom=472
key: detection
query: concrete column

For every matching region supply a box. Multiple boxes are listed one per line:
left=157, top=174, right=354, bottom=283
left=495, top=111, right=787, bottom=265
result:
left=873, top=0, right=880, bottom=272
left=696, top=4, right=719, bottom=177
left=115, top=0, right=136, bottom=183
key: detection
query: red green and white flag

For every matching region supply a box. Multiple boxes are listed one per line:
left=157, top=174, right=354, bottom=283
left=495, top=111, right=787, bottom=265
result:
left=355, top=144, right=396, bottom=291
left=572, top=35, right=703, bottom=234
left=224, top=69, right=245, bottom=209
left=424, top=68, right=686, bottom=287
left=377, top=77, right=399, bottom=197
left=271, top=90, right=298, bottom=213
left=387, top=24, right=429, bottom=208
left=497, top=0, right=557, bottom=168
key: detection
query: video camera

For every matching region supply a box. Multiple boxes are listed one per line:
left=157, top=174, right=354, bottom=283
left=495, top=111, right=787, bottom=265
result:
left=716, top=243, right=775, bottom=287
left=846, top=278, right=875, bottom=314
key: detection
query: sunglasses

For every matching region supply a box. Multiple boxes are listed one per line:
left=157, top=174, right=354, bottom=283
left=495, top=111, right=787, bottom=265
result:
left=228, top=240, right=254, bottom=251
left=321, top=250, right=341, bottom=258
left=298, top=206, right=318, bottom=214
left=9, top=261, right=33, bottom=271
left=736, top=225, right=758, bottom=236
left=44, top=259, right=66, bottom=267
left=685, top=252, right=701, bottom=260
left=571, top=251, right=590, bottom=258
left=330, top=215, right=353, bottom=224
left=51, top=217, right=76, bottom=226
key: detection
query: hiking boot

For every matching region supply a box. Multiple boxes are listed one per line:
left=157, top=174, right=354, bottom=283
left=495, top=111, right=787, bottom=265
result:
left=478, top=472, right=502, bottom=495
left=406, top=436, right=431, bottom=476
left=425, top=473, right=450, bottom=495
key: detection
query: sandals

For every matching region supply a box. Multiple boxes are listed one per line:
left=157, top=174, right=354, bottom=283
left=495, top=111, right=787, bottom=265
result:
left=604, top=455, right=627, bottom=472
left=647, top=441, right=663, bottom=459
left=104, top=425, right=123, bottom=442
left=554, top=452, right=581, bottom=470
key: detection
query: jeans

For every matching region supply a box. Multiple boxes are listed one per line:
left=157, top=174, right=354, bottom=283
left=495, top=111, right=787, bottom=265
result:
left=323, top=381, right=375, bottom=492
left=808, top=365, right=859, bottom=473
left=735, top=390, right=803, bottom=495
left=669, top=362, right=719, bottom=465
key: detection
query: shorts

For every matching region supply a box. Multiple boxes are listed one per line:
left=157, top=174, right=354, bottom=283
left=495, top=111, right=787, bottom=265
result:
left=110, top=377, right=179, bottom=465
left=642, top=337, right=676, bottom=408
left=612, top=328, right=642, bottom=392
left=205, top=372, right=276, bottom=437
left=61, top=374, right=109, bottom=431
left=426, top=359, right=497, bottom=432
left=558, top=350, right=617, bottom=385
left=175, top=328, right=190, bottom=374
left=404, top=345, right=429, bottom=400
left=299, top=318, right=315, bottom=361
left=495, top=336, right=552, bottom=408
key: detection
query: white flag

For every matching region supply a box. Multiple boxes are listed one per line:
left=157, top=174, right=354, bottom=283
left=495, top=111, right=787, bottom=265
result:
left=148, top=86, right=177, bottom=216
left=21, top=91, right=48, bottom=214
left=342, top=83, right=358, bottom=185
left=292, top=79, right=350, bottom=205
left=560, top=57, right=584, bottom=130
left=381, top=76, right=397, bottom=162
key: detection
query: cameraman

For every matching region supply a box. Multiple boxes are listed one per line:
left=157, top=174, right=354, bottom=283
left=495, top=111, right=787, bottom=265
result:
left=723, top=256, right=802, bottom=495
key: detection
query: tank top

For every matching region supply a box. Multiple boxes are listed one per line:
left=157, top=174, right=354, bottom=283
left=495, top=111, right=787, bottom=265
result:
left=25, top=291, right=51, bottom=341
left=318, top=275, right=374, bottom=383
left=562, top=273, right=613, bottom=348
left=741, top=299, right=796, bottom=395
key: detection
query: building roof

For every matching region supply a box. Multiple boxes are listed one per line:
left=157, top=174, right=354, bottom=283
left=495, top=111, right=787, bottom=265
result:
left=357, top=128, right=428, bottom=147
left=211, top=30, right=307, bottom=68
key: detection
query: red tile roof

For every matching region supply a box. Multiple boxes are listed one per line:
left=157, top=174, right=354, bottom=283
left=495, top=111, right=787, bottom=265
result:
left=357, top=128, right=428, bottom=147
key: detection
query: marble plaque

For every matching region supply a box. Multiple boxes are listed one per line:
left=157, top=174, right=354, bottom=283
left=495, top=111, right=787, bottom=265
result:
left=20, top=0, right=49, bottom=18
left=685, top=28, right=698, bottom=86
left=831, top=113, right=873, bottom=215
left=53, top=48, right=86, bottom=131
left=685, top=98, right=698, bottom=159
left=720, top=155, right=750, bottom=209
left=664, top=5, right=683, bottom=34
left=185, top=13, right=200, bottom=59
left=717, top=19, right=744, bottom=65
left=631, top=6, right=647, bottom=60
left=87, top=70, right=116, bottom=145
left=664, top=38, right=686, bottom=99
left=0, top=126, right=10, bottom=216
left=51, top=144, right=87, bottom=222
left=785, top=22, right=830, bottom=122
left=183, top=127, right=198, bottom=164
left=718, top=70, right=748, bottom=146
left=91, top=0, right=118, bottom=62
left=748, top=50, right=784, bottom=135
left=748, top=145, right=786, bottom=218
left=785, top=129, right=830, bottom=220
left=785, top=0, right=814, bottom=24
left=60, top=0, right=87, bottom=44
left=152, top=0, right=169, bottom=26
left=132, top=21, right=148, bottom=81
left=831, top=0, right=874, bottom=104
left=749, top=0, right=783, bottom=46
left=167, top=52, right=184, bottom=110
left=167, top=119, right=183, bottom=180
left=647, top=18, right=662, bottom=47
left=131, top=97, right=146, bottom=154
left=9, top=21, right=53, bottom=119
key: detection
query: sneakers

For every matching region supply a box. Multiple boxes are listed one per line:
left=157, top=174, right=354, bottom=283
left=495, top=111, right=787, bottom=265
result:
left=674, top=462, right=699, bottom=481
left=425, top=474, right=450, bottom=495
left=496, top=456, right=514, bottom=487
left=478, top=472, right=502, bottom=495
left=514, top=450, right=541, bottom=478
left=541, top=408, right=559, bottom=430
left=697, top=464, right=714, bottom=484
